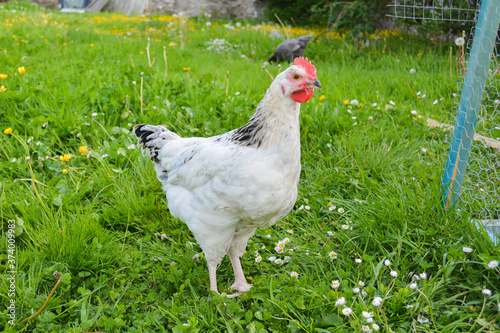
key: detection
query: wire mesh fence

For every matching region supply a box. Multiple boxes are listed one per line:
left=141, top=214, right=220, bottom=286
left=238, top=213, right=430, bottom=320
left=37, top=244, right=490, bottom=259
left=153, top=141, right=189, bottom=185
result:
left=387, top=0, right=479, bottom=22
left=456, top=17, right=500, bottom=230
left=442, top=0, right=499, bottom=243
left=387, top=0, right=500, bottom=242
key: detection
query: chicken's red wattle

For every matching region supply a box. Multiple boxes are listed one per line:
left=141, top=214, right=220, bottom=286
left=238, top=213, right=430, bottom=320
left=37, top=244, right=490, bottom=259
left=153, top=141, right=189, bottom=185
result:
left=291, top=88, right=314, bottom=103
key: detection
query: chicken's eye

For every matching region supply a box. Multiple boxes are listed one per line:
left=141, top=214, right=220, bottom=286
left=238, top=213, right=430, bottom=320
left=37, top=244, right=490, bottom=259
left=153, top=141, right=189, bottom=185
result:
left=293, top=74, right=300, bottom=80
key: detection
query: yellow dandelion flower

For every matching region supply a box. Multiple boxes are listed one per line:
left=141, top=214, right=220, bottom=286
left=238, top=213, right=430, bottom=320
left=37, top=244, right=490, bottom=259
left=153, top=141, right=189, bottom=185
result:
left=140, top=51, right=144, bottom=54
left=0, top=74, right=8, bottom=79
left=183, top=67, right=191, bottom=72
left=90, top=43, right=94, bottom=47
left=319, top=95, right=326, bottom=101
left=79, top=145, right=89, bottom=156
left=60, top=154, right=71, bottom=162
left=0, top=86, right=6, bottom=93
left=62, top=169, right=68, bottom=174
left=3, top=127, right=13, bottom=134
left=359, top=103, right=363, bottom=107
left=17, top=67, right=26, bottom=74
left=343, top=100, right=349, bottom=105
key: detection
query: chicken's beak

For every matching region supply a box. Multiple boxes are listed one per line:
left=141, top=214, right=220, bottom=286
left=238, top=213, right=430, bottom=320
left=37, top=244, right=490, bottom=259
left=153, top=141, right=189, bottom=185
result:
left=307, top=79, right=322, bottom=90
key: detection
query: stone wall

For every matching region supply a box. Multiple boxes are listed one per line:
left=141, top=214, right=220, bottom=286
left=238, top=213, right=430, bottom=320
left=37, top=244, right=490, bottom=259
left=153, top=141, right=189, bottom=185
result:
left=30, top=0, right=58, bottom=10
left=148, top=0, right=263, bottom=19
left=29, top=0, right=263, bottom=18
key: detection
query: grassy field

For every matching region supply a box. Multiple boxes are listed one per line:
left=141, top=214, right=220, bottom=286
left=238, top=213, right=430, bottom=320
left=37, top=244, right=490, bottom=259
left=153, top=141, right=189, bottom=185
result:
left=1, top=1, right=499, bottom=332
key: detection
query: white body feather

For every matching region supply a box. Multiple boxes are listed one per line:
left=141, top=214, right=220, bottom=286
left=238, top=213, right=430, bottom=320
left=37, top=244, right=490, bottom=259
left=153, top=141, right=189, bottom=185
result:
left=135, top=64, right=316, bottom=269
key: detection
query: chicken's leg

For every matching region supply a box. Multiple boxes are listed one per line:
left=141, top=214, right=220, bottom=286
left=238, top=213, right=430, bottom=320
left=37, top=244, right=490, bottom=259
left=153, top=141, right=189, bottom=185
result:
left=208, top=263, right=219, bottom=294
left=227, top=250, right=252, bottom=292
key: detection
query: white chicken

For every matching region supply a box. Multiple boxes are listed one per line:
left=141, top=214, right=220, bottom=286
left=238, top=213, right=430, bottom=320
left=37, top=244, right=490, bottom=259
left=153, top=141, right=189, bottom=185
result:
left=133, top=57, right=321, bottom=297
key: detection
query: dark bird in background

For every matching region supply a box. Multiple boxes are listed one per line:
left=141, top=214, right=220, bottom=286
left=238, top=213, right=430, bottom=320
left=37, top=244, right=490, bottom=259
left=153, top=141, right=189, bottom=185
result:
left=269, top=35, right=312, bottom=63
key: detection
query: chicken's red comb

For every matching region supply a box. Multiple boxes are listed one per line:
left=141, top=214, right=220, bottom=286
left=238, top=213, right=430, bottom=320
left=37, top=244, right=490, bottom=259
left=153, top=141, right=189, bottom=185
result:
left=294, top=57, right=317, bottom=78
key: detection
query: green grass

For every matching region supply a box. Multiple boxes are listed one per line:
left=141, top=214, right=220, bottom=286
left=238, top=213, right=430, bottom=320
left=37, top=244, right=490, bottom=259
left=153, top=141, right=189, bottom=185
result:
left=1, top=1, right=499, bottom=332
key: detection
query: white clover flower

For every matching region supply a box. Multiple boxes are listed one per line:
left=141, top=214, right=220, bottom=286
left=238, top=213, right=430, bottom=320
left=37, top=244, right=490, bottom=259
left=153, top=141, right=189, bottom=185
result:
left=455, top=37, right=465, bottom=46
left=433, top=100, right=438, bottom=105
left=350, top=99, right=359, bottom=106
left=298, top=205, right=304, bottom=210
left=331, top=280, right=340, bottom=289
left=206, top=21, right=211, bottom=26
left=362, top=290, right=368, bottom=297
left=327, top=231, right=334, bottom=237
left=487, top=260, right=499, bottom=269
left=372, top=297, right=383, bottom=307
left=366, top=317, right=373, bottom=323
left=362, top=325, right=372, bottom=332
left=355, top=258, right=362, bottom=264
left=384, top=259, right=391, bottom=266
left=362, top=311, right=372, bottom=319
left=410, top=68, right=416, bottom=74
left=410, top=282, right=418, bottom=290
left=419, top=272, right=427, bottom=280
left=372, top=323, right=380, bottom=331
left=372, top=103, right=377, bottom=107
left=335, top=297, right=346, bottom=306
left=353, top=287, right=360, bottom=294
left=328, top=251, right=338, bottom=259
left=390, top=270, right=398, bottom=278
left=266, top=234, right=271, bottom=238
left=411, top=110, right=417, bottom=115
left=358, top=280, right=365, bottom=287
left=342, top=307, right=353, bottom=316
left=304, top=205, right=311, bottom=210
left=338, top=207, right=345, bottom=213
left=462, top=247, right=473, bottom=253
left=407, top=304, right=414, bottom=309
left=160, top=233, right=167, bottom=240
left=412, top=274, right=420, bottom=281
left=417, top=316, right=430, bottom=324
left=482, top=289, right=492, bottom=296
left=255, top=255, right=262, bottom=263
left=290, top=271, right=299, bottom=278
left=389, top=100, right=395, bottom=106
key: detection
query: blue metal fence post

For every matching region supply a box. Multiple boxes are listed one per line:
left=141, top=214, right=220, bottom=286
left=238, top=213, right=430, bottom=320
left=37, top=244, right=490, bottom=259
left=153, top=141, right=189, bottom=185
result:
left=441, top=0, right=500, bottom=211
